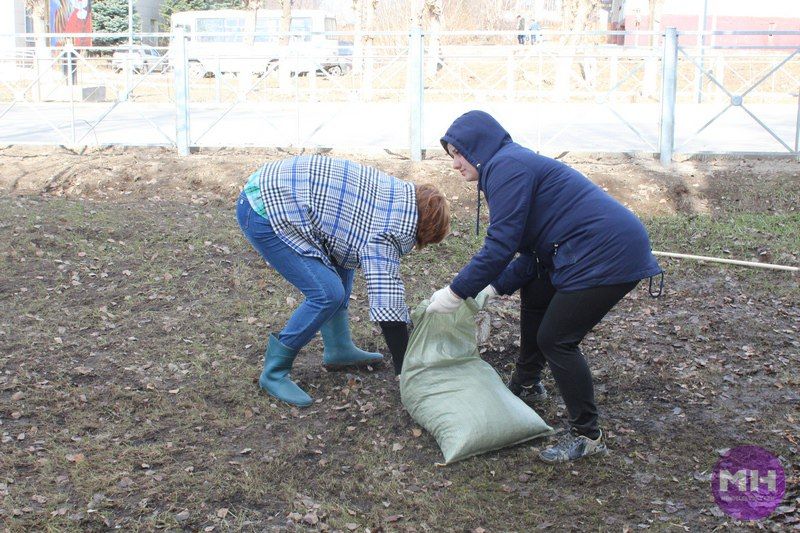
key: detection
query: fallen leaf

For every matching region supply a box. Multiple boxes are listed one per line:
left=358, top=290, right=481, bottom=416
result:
left=65, top=453, right=85, bottom=463
left=411, top=428, right=422, bottom=438
left=216, top=507, right=228, bottom=518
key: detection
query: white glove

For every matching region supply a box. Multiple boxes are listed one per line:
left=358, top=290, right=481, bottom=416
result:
left=477, top=284, right=498, bottom=303
left=426, top=285, right=462, bottom=314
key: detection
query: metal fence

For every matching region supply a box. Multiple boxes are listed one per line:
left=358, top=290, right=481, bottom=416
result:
left=0, top=29, right=798, bottom=163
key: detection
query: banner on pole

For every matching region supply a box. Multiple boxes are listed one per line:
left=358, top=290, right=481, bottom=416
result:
left=50, top=0, right=93, bottom=46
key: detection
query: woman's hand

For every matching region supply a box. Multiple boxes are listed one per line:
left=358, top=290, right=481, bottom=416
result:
left=426, top=285, right=462, bottom=314
left=478, top=284, right=498, bottom=303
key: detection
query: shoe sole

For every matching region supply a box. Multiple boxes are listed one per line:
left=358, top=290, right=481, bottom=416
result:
left=519, top=392, right=548, bottom=404
left=538, top=447, right=608, bottom=464
left=322, top=359, right=384, bottom=371
left=258, top=379, right=313, bottom=408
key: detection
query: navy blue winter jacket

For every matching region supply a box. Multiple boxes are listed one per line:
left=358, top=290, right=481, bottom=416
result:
left=441, top=110, right=662, bottom=299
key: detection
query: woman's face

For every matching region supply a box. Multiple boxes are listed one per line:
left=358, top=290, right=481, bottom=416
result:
left=447, top=143, right=479, bottom=182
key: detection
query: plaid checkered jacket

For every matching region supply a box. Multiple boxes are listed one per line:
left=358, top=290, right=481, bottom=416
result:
left=244, top=156, right=418, bottom=322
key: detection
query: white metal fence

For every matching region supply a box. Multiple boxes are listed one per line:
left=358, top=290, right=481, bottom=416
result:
left=0, top=29, right=798, bottom=163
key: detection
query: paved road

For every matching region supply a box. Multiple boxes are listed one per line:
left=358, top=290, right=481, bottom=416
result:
left=0, top=100, right=796, bottom=154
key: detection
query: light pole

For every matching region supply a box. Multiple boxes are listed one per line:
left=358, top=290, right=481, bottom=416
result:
left=128, top=0, right=134, bottom=46
left=125, top=0, right=134, bottom=101
left=694, top=0, right=709, bottom=103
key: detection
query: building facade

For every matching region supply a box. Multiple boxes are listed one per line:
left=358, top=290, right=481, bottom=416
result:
left=137, top=0, right=164, bottom=33
left=0, top=0, right=28, bottom=50
left=620, top=0, right=800, bottom=46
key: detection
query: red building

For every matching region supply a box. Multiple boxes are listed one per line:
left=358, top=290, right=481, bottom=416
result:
left=614, top=0, right=800, bottom=47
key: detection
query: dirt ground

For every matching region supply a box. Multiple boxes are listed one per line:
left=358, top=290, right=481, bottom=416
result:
left=1, top=144, right=799, bottom=218
left=1, top=144, right=796, bottom=216
left=0, top=145, right=798, bottom=531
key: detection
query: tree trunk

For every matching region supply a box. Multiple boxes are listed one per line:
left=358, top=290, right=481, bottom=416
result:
left=651, top=0, right=667, bottom=46
left=26, top=0, right=48, bottom=51
left=352, top=0, right=363, bottom=75
left=423, top=0, right=443, bottom=78
left=353, top=0, right=377, bottom=99
left=279, top=0, right=292, bottom=89
left=555, top=0, right=598, bottom=100
left=561, top=0, right=595, bottom=46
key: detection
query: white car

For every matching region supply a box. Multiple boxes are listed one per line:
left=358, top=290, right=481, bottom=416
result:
left=111, top=45, right=168, bottom=73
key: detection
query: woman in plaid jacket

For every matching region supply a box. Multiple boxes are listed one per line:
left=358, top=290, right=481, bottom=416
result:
left=237, top=155, right=450, bottom=407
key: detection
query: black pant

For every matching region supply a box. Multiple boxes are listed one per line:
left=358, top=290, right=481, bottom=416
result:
left=513, top=276, right=639, bottom=437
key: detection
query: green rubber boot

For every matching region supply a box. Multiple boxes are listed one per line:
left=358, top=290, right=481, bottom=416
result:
left=321, top=309, right=383, bottom=369
left=259, top=334, right=312, bottom=407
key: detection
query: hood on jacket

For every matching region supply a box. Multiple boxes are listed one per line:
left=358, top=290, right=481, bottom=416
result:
left=440, top=110, right=513, bottom=235
left=440, top=110, right=513, bottom=178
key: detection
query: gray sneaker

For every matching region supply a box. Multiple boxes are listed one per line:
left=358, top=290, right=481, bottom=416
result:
left=507, top=379, right=548, bottom=403
left=538, top=429, right=607, bottom=463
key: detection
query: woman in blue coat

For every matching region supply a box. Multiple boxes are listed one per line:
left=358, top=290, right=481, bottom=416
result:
left=427, top=111, right=662, bottom=463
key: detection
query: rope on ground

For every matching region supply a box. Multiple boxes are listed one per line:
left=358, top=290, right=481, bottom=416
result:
left=652, top=251, right=799, bottom=272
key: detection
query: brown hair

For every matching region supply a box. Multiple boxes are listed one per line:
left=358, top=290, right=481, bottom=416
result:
left=415, top=183, right=450, bottom=248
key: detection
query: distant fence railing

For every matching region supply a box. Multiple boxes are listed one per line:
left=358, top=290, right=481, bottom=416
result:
left=0, top=29, right=798, bottom=163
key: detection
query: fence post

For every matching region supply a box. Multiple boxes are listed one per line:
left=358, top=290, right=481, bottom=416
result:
left=795, top=88, right=800, bottom=161
left=65, top=42, right=76, bottom=145
left=659, top=27, right=678, bottom=167
left=408, top=26, right=424, bottom=161
left=173, top=28, right=191, bottom=156
left=694, top=0, right=709, bottom=103
left=506, top=54, right=515, bottom=101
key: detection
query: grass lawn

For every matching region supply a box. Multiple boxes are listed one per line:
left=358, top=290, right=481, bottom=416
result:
left=1, top=152, right=798, bottom=531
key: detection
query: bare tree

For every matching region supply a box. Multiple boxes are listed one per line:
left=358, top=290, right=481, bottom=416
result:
left=561, top=0, right=597, bottom=45
left=554, top=0, right=601, bottom=100
left=280, top=0, right=292, bottom=44
left=352, top=0, right=378, bottom=76
left=422, top=0, right=443, bottom=77
left=25, top=0, right=48, bottom=40
left=278, top=0, right=293, bottom=88
left=648, top=0, right=665, bottom=46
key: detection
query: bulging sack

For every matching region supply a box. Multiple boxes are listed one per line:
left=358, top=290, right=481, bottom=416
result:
left=400, top=292, right=553, bottom=464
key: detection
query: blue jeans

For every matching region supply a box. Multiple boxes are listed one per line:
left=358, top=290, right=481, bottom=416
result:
left=236, top=192, right=354, bottom=351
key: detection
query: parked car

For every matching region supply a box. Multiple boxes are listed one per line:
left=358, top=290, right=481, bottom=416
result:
left=169, top=9, right=349, bottom=78
left=320, top=40, right=353, bottom=76
left=111, top=45, right=168, bottom=73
